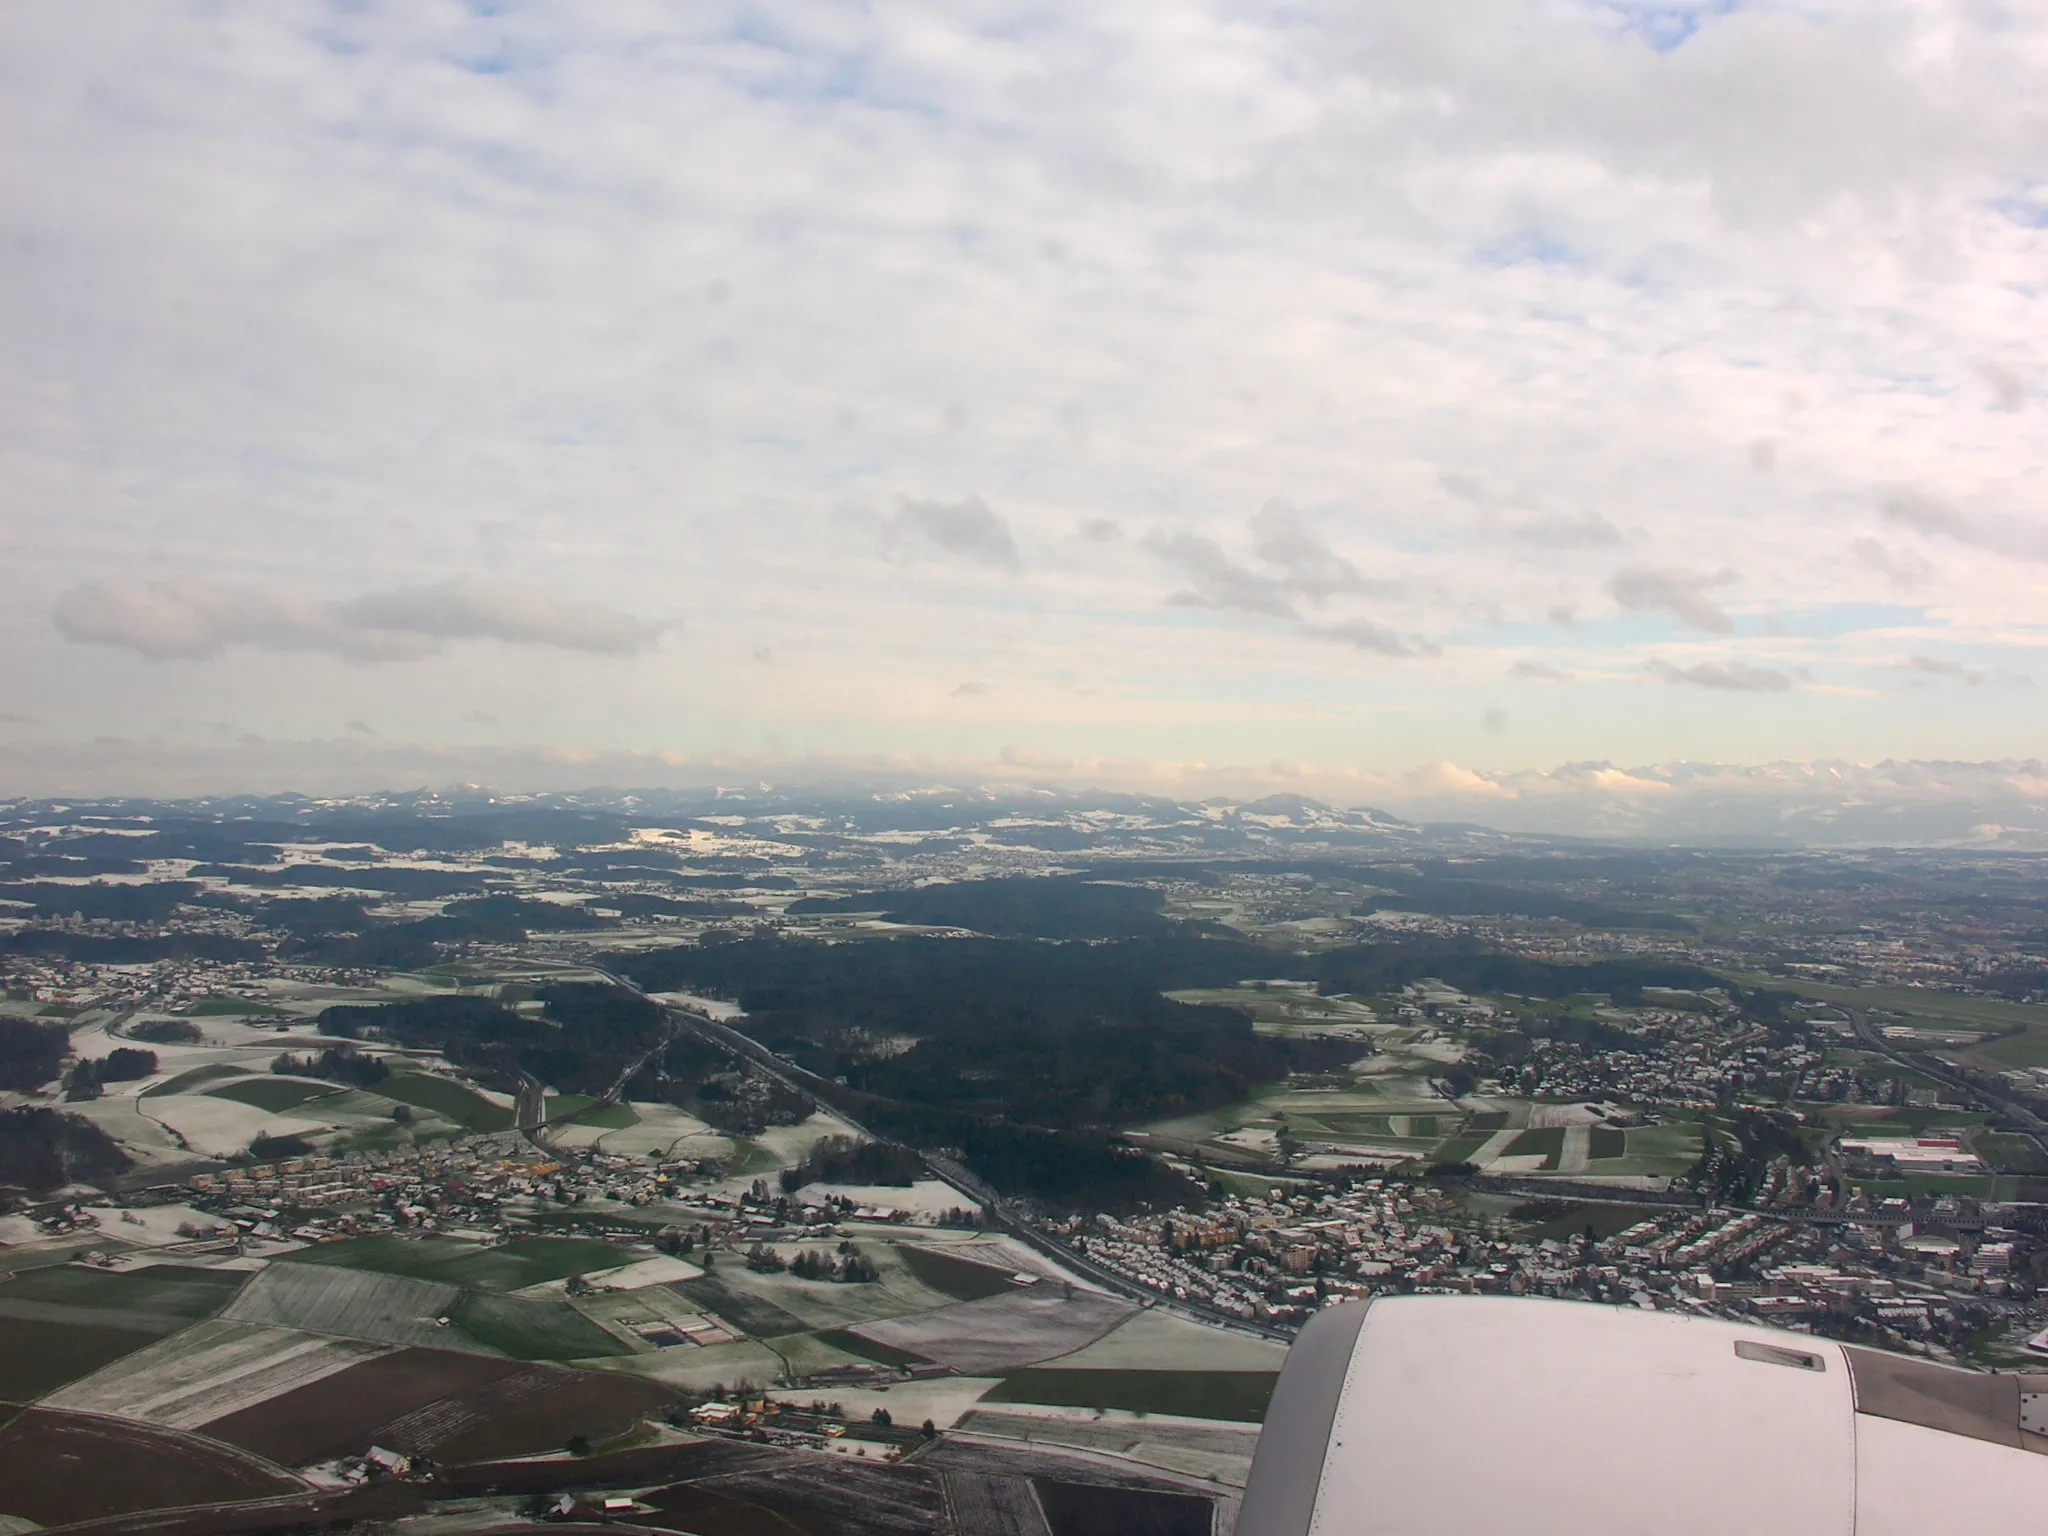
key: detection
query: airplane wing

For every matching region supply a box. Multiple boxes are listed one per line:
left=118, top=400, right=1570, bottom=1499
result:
left=1238, top=1295, right=2046, bottom=1535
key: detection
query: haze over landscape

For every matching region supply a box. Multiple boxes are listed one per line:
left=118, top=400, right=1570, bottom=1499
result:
left=2, top=1, right=2044, bottom=838
left=9, top=10, right=2048, bottom=1533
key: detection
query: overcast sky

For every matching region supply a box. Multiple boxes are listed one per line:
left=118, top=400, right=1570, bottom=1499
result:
left=2, top=1, right=2045, bottom=806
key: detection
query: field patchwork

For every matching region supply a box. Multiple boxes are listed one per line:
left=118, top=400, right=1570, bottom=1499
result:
left=0, top=1408, right=306, bottom=1529
left=0, top=1315, right=159, bottom=1402
left=849, top=1287, right=1137, bottom=1375
left=223, top=1263, right=477, bottom=1351
left=43, top=1319, right=390, bottom=1427
left=197, top=1346, right=524, bottom=1465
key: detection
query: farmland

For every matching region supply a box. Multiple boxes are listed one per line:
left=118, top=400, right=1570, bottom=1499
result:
left=0, top=1316, right=158, bottom=1401
left=198, top=1346, right=523, bottom=1465
left=849, top=1287, right=1137, bottom=1375
left=0, top=1260, right=246, bottom=1322
left=899, top=1242, right=1026, bottom=1302
left=207, top=1076, right=345, bottom=1112
left=45, top=1320, right=391, bottom=1427
left=279, top=1232, right=637, bottom=1291
left=450, top=1290, right=632, bottom=1361
left=372, top=1071, right=516, bottom=1132
left=224, top=1264, right=472, bottom=1351
left=0, top=1408, right=304, bottom=1529
left=986, top=1368, right=1279, bottom=1423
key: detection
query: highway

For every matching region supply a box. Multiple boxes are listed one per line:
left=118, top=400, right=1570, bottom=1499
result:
left=1846, top=1006, right=2048, bottom=1157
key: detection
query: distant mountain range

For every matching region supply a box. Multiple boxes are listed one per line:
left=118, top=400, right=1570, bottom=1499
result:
left=8, top=759, right=2048, bottom=851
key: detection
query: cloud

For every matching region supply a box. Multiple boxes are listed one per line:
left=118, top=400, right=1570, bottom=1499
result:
left=1076, top=518, right=1121, bottom=543
left=460, top=709, right=499, bottom=725
left=1512, top=514, right=1622, bottom=550
left=53, top=579, right=431, bottom=662
left=338, top=577, right=664, bottom=654
left=52, top=577, right=662, bottom=661
left=1609, top=567, right=1737, bottom=633
left=1312, top=620, right=1437, bottom=658
left=1148, top=532, right=1300, bottom=618
left=1881, top=489, right=1985, bottom=546
left=1907, top=654, right=1983, bottom=685
left=1905, top=655, right=2030, bottom=688
left=892, top=495, right=1021, bottom=573
left=1849, top=537, right=1933, bottom=590
left=1150, top=503, right=1392, bottom=621
left=1509, top=659, right=1570, bottom=681
left=8, top=4, right=2048, bottom=775
left=1881, top=490, right=2048, bottom=561
left=950, top=680, right=989, bottom=697
left=1977, top=361, right=2027, bottom=412
left=1249, top=500, right=1365, bottom=600
left=345, top=718, right=376, bottom=736
left=1646, top=658, right=1791, bottom=693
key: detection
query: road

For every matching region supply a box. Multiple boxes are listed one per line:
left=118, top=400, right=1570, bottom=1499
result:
left=1847, top=1006, right=2048, bottom=1158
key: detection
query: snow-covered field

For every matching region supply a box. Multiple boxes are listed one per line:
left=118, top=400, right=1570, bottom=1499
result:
left=45, top=1320, right=388, bottom=1427
left=792, top=1179, right=972, bottom=1217
left=1038, top=1309, right=1287, bottom=1372
left=147, top=1096, right=332, bottom=1158
left=850, top=1288, right=1136, bottom=1375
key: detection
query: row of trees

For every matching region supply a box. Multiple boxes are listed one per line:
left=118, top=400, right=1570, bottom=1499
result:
left=64, top=1047, right=157, bottom=1100
left=272, top=1045, right=389, bottom=1087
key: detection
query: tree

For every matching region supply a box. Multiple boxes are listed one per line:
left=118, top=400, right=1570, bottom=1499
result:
left=871, top=1408, right=892, bottom=1427
left=565, top=1435, right=591, bottom=1457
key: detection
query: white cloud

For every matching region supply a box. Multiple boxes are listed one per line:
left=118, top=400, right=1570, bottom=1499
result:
left=890, top=496, right=1022, bottom=573
left=338, top=577, right=664, bottom=655
left=52, top=577, right=660, bottom=662
left=1610, top=567, right=1738, bottom=633
left=1646, top=657, right=1791, bottom=693
left=1881, top=489, right=2048, bottom=562
left=1512, top=514, right=1622, bottom=550
left=1313, top=619, right=1437, bottom=658
left=2, top=2, right=2047, bottom=789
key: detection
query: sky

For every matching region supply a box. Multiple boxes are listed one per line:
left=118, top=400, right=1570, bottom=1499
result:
left=2, top=1, right=2045, bottom=817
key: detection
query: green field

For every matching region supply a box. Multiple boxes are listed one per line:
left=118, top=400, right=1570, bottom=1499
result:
left=811, top=1328, right=930, bottom=1368
left=565, top=1102, right=638, bottom=1130
left=182, top=998, right=286, bottom=1016
left=675, top=1275, right=810, bottom=1339
left=450, top=1291, right=630, bottom=1361
left=1500, top=1127, right=1565, bottom=1168
left=0, top=1264, right=245, bottom=1320
left=1718, top=970, right=2048, bottom=1068
left=1625, top=1124, right=1704, bottom=1166
left=0, top=1317, right=157, bottom=1401
left=1976, top=1134, right=2048, bottom=1174
left=1978, top=1032, right=2048, bottom=1069
left=430, top=1238, right=637, bottom=1291
left=141, top=1064, right=252, bottom=1097
left=986, top=1369, right=1279, bottom=1423
left=1588, top=1126, right=1628, bottom=1160
left=1430, top=1134, right=1490, bottom=1166
left=207, top=1077, right=343, bottom=1112
left=374, top=1072, right=514, bottom=1132
left=544, top=1094, right=597, bottom=1124
left=281, top=1234, right=634, bottom=1292
left=896, top=1244, right=1020, bottom=1303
